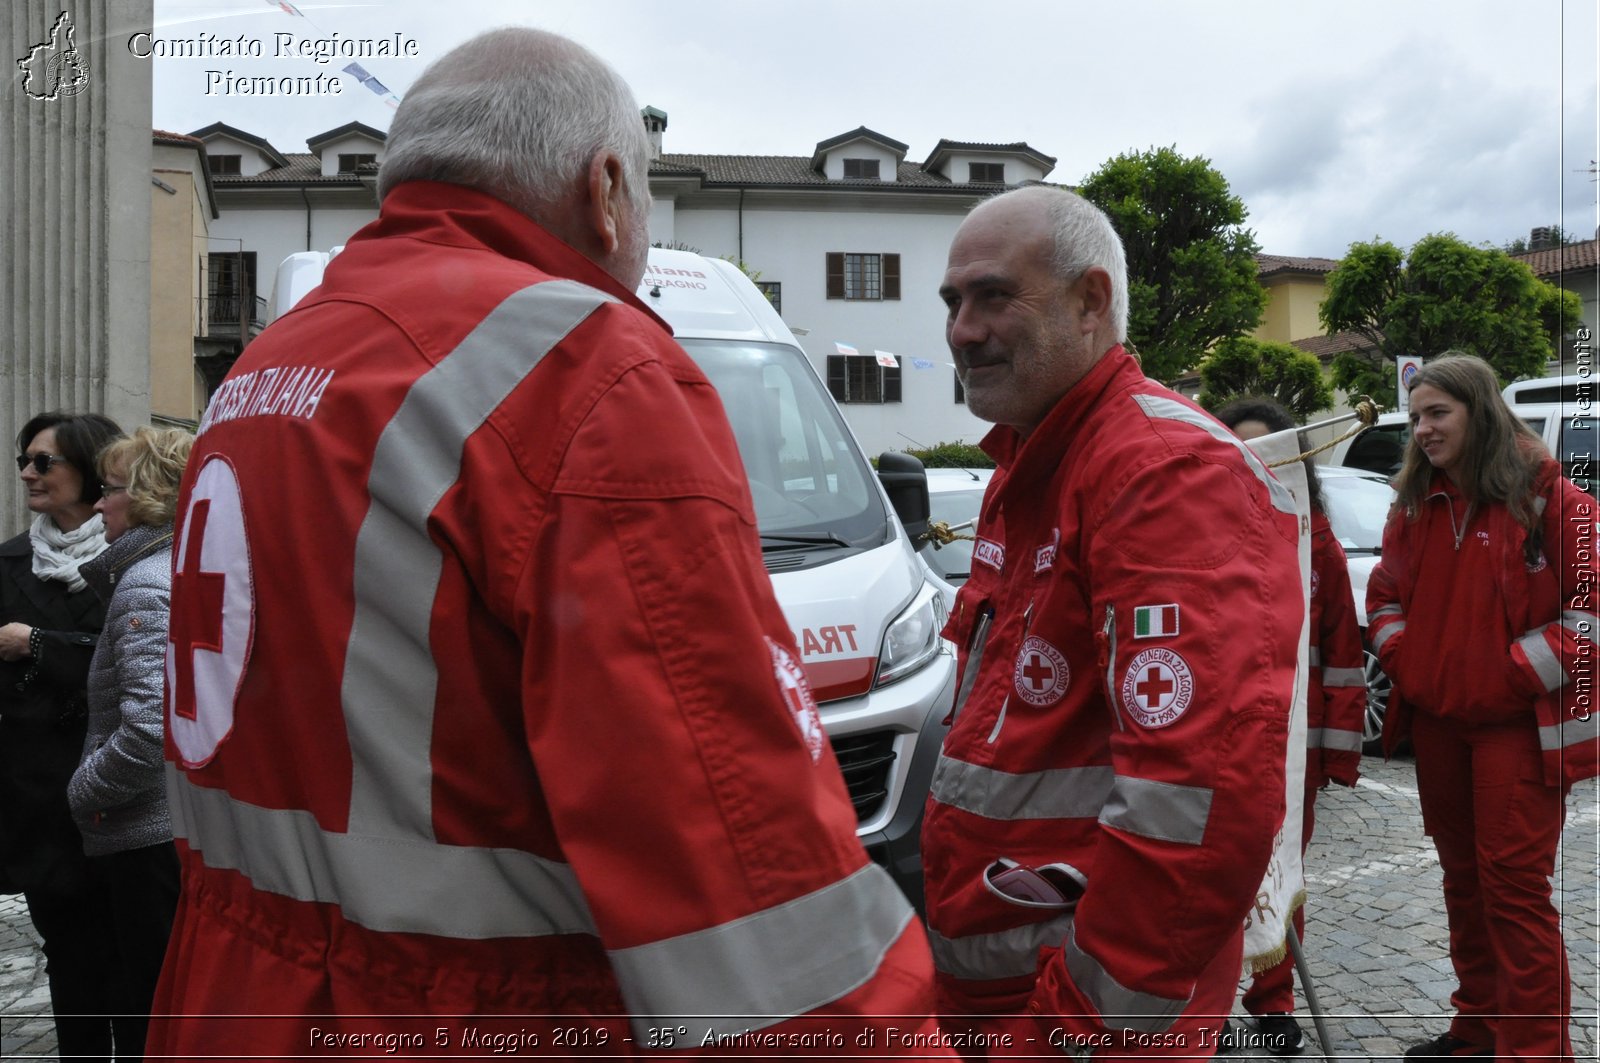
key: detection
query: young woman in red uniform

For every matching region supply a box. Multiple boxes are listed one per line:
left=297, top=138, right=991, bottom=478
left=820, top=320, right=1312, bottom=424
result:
left=1367, top=354, right=1596, bottom=1062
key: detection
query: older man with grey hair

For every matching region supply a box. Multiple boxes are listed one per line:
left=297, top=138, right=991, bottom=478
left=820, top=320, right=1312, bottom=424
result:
left=150, top=27, right=943, bottom=1056
left=921, top=186, right=1300, bottom=1058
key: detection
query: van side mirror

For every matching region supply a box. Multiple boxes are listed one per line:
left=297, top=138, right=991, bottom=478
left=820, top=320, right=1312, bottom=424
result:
left=877, top=451, right=930, bottom=543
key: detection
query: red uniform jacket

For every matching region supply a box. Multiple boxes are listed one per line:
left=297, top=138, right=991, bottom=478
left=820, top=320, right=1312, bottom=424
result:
left=1307, top=509, right=1364, bottom=789
left=1368, top=459, right=1600, bottom=790
left=149, top=183, right=943, bottom=1056
left=920, top=349, right=1300, bottom=1041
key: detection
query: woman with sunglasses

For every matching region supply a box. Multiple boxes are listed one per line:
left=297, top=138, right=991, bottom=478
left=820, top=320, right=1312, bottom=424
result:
left=67, top=426, right=192, bottom=1062
left=0, top=410, right=125, bottom=1063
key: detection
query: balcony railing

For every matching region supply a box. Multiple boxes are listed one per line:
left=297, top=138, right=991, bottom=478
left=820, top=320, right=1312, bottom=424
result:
left=204, top=295, right=267, bottom=332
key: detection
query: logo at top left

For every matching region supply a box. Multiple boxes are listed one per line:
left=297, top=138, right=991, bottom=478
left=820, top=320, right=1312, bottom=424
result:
left=17, top=12, right=89, bottom=102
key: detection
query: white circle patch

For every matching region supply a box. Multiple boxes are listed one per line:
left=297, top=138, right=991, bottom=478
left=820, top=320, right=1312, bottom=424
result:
left=1014, top=636, right=1071, bottom=706
left=768, top=637, right=825, bottom=762
left=1120, top=647, right=1194, bottom=729
left=167, top=455, right=256, bottom=768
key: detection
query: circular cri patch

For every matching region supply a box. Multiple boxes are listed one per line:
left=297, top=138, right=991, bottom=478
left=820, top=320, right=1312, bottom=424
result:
left=1120, top=647, right=1195, bottom=729
left=1014, top=636, right=1071, bottom=707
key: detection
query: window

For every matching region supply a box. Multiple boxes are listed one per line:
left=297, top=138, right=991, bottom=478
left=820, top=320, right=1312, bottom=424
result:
left=968, top=162, right=1004, bottom=183
left=954, top=374, right=966, bottom=404
left=207, top=154, right=242, bottom=175
left=206, top=252, right=259, bottom=330
left=825, top=252, right=901, bottom=301
left=826, top=354, right=901, bottom=404
left=755, top=281, right=782, bottom=314
left=842, top=158, right=880, bottom=180
left=337, top=153, right=377, bottom=173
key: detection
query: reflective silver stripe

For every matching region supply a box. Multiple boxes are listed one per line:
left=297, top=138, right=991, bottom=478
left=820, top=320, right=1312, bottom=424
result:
left=1533, top=495, right=1548, bottom=517
left=1322, top=666, right=1366, bottom=689
left=1562, top=610, right=1598, bottom=638
left=927, top=914, right=1075, bottom=980
left=1132, top=394, right=1296, bottom=516
left=930, top=754, right=1113, bottom=821
left=1516, top=628, right=1566, bottom=693
left=1369, top=603, right=1403, bottom=619
left=343, top=280, right=612, bottom=838
left=1307, top=647, right=1321, bottom=668
left=1540, top=713, right=1600, bottom=751
left=609, top=864, right=913, bottom=1039
left=1063, top=921, right=1189, bottom=1032
left=1098, top=776, right=1212, bottom=845
left=1307, top=727, right=1363, bottom=753
left=168, top=766, right=597, bottom=938
left=1371, top=618, right=1405, bottom=653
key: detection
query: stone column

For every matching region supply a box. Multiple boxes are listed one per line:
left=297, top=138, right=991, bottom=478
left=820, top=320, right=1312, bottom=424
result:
left=3, top=0, right=151, bottom=535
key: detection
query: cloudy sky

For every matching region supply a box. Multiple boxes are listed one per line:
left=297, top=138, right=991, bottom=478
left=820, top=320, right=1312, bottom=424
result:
left=145, top=0, right=1599, bottom=258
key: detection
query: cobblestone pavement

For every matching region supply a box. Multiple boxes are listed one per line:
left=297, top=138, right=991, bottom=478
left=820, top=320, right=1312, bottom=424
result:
left=0, top=754, right=1592, bottom=1059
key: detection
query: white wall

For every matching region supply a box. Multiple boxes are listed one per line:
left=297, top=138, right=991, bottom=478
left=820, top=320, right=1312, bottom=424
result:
left=210, top=194, right=379, bottom=304
left=672, top=197, right=990, bottom=455
left=205, top=135, right=275, bottom=176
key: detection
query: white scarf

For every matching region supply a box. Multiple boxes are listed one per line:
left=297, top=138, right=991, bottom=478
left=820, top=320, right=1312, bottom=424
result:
left=29, top=512, right=108, bottom=594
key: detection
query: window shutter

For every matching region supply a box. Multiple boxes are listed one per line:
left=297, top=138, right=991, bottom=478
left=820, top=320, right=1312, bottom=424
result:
left=883, top=253, right=901, bottom=300
left=826, top=253, right=845, bottom=299
left=883, top=357, right=902, bottom=403
left=826, top=355, right=847, bottom=402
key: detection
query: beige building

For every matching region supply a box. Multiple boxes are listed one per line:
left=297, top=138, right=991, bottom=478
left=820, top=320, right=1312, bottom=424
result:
left=149, top=131, right=219, bottom=428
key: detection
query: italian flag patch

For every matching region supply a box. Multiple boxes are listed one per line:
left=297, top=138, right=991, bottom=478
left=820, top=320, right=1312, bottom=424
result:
left=1133, top=604, right=1179, bottom=639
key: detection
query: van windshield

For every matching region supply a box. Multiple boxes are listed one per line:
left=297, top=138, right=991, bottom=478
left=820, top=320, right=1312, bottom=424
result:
left=679, top=338, right=889, bottom=548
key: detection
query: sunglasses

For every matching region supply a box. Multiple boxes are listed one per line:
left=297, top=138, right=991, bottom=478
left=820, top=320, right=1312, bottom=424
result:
left=15, top=452, right=69, bottom=475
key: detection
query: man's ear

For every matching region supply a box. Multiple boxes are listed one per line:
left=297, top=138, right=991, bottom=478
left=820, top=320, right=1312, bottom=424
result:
left=1074, top=267, right=1114, bottom=337
left=585, top=150, right=628, bottom=256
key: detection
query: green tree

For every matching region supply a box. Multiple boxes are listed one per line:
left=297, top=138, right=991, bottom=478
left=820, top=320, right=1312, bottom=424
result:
left=1319, top=233, right=1584, bottom=400
left=1080, top=146, right=1267, bottom=384
left=1197, top=337, right=1335, bottom=419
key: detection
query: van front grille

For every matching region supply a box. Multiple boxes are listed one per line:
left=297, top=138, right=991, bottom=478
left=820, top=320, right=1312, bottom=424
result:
left=829, top=731, right=897, bottom=823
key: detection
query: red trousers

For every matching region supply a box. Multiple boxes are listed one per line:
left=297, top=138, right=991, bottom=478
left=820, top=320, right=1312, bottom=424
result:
left=941, top=925, right=1244, bottom=1060
left=1242, top=786, right=1317, bottom=1016
left=1412, top=712, right=1574, bottom=1063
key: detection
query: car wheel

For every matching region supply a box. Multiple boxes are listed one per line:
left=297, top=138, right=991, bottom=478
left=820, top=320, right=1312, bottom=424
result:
left=1362, top=647, right=1390, bottom=756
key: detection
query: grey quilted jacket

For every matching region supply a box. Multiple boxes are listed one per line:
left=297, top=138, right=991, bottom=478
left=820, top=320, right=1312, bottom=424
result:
left=68, top=522, right=175, bottom=856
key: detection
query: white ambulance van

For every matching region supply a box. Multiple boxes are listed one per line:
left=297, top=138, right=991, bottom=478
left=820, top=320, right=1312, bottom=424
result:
left=267, top=247, right=955, bottom=905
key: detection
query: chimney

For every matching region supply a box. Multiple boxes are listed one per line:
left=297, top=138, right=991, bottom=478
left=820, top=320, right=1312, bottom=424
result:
left=641, top=106, right=668, bottom=161
left=1530, top=225, right=1555, bottom=251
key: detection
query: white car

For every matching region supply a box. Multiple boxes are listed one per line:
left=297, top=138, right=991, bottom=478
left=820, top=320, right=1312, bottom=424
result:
left=1317, top=464, right=1397, bottom=753
left=918, top=467, right=994, bottom=614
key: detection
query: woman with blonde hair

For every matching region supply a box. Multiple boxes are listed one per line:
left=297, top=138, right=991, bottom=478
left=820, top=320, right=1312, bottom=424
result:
left=69, top=426, right=193, bottom=1063
left=1367, top=353, right=1595, bottom=1062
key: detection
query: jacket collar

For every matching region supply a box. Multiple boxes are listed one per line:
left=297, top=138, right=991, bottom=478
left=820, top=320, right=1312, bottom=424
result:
left=81, top=522, right=174, bottom=602
left=363, top=181, right=671, bottom=334
left=980, top=345, right=1139, bottom=489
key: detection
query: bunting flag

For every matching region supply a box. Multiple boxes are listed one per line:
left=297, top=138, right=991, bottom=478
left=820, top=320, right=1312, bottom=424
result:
left=343, top=62, right=402, bottom=108
left=874, top=350, right=899, bottom=368
left=265, top=0, right=305, bottom=14
left=911, top=358, right=934, bottom=370
left=834, top=342, right=859, bottom=357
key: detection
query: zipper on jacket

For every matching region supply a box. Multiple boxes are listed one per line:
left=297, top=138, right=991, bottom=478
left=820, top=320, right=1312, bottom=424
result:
left=1102, top=603, right=1126, bottom=732
left=987, top=598, right=1036, bottom=745
left=944, top=606, right=994, bottom=725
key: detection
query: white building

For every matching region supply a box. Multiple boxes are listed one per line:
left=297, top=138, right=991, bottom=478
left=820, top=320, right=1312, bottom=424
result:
left=190, top=112, right=1061, bottom=456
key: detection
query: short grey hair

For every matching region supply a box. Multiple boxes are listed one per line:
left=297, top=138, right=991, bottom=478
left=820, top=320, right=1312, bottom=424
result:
left=377, top=28, right=651, bottom=219
left=977, top=186, right=1129, bottom=343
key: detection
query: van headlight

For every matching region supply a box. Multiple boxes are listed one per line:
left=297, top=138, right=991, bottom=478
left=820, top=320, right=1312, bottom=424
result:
left=875, top=584, right=948, bottom=687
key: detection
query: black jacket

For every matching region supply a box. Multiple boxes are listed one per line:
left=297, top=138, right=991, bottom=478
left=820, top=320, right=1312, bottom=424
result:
left=0, top=530, right=104, bottom=894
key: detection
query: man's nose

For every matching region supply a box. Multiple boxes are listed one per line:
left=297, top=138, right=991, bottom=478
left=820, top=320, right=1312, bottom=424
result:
left=947, top=303, right=985, bottom=350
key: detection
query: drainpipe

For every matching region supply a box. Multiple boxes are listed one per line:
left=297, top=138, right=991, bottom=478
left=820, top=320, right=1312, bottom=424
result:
left=738, top=189, right=744, bottom=264
left=301, top=187, right=313, bottom=251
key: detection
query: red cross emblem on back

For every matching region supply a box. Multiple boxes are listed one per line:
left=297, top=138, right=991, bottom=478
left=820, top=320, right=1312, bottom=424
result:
left=170, top=499, right=226, bottom=722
